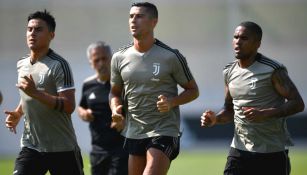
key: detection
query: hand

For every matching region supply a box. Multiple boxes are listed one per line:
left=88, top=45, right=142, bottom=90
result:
left=16, top=75, right=38, bottom=97
left=200, top=110, right=217, bottom=127
left=157, top=95, right=172, bottom=113
left=4, top=110, right=23, bottom=134
left=111, top=105, right=125, bottom=132
left=242, top=107, right=267, bottom=122
left=79, top=108, right=94, bottom=122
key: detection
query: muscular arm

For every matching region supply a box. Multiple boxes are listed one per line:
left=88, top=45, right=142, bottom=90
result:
left=170, top=79, right=199, bottom=108
left=268, top=68, right=305, bottom=118
left=215, top=85, right=235, bottom=124
left=109, top=84, right=123, bottom=113
left=17, top=75, right=75, bottom=114
left=31, top=89, right=76, bottom=114
left=77, top=106, right=94, bottom=122
left=4, top=100, right=24, bottom=133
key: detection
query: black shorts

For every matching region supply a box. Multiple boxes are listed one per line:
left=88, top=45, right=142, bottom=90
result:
left=123, top=136, right=180, bottom=161
left=14, top=147, right=84, bottom=175
left=224, top=147, right=290, bottom=175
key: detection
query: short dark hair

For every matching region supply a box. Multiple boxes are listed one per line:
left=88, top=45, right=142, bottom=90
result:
left=28, top=10, right=56, bottom=32
left=131, top=2, right=158, bottom=19
left=239, top=21, right=262, bottom=41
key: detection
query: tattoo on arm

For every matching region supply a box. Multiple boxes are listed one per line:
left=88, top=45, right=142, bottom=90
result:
left=54, top=97, right=64, bottom=112
left=224, top=88, right=234, bottom=112
left=59, top=98, right=64, bottom=112
left=272, top=68, right=305, bottom=117
left=54, top=97, right=59, bottom=110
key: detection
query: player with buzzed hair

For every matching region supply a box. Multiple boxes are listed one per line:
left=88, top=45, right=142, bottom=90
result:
left=201, top=21, right=304, bottom=175
left=110, top=2, right=199, bottom=175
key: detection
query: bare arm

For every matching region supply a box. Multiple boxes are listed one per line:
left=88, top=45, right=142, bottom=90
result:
left=215, top=84, right=235, bottom=124
left=243, top=69, right=305, bottom=122
left=4, top=100, right=23, bottom=133
left=109, top=84, right=125, bottom=132
left=109, top=84, right=123, bottom=113
left=77, top=106, right=94, bottom=122
left=157, top=80, right=199, bottom=112
left=17, top=75, right=75, bottom=114
left=201, top=84, right=234, bottom=127
left=174, top=79, right=199, bottom=106
left=272, top=68, right=305, bottom=117
left=265, top=69, right=305, bottom=118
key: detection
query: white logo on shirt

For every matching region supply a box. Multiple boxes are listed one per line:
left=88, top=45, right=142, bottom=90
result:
left=38, top=73, right=45, bottom=85
left=89, top=92, right=96, bottom=99
left=249, top=77, right=257, bottom=90
left=153, top=63, right=160, bottom=76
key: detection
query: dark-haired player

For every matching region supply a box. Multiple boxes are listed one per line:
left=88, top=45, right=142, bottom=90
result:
left=110, top=2, right=199, bottom=175
left=4, top=10, right=83, bottom=175
left=201, top=21, right=304, bottom=175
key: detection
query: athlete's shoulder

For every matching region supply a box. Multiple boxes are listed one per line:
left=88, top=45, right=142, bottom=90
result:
left=116, top=42, right=134, bottom=54
left=83, top=75, right=96, bottom=84
left=47, top=49, right=68, bottom=63
left=154, top=39, right=186, bottom=61
left=256, top=53, right=284, bottom=70
left=17, top=54, right=30, bottom=67
left=155, top=39, right=179, bottom=53
left=223, top=59, right=238, bottom=79
left=223, top=60, right=237, bottom=71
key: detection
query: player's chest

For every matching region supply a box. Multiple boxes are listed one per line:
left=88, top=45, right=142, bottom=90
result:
left=120, top=57, right=171, bottom=83
left=228, top=70, right=272, bottom=98
left=18, top=63, right=53, bottom=90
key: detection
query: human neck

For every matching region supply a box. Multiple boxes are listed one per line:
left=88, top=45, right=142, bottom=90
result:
left=96, top=73, right=110, bottom=82
left=238, top=52, right=258, bottom=68
left=30, top=47, right=50, bottom=63
left=133, top=36, right=155, bottom=53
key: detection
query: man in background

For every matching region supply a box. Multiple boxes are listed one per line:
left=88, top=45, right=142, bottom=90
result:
left=78, top=41, right=128, bottom=175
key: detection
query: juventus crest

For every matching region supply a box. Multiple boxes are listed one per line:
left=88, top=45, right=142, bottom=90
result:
left=249, top=77, right=257, bottom=90
left=153, top=63, right=160, bottom=76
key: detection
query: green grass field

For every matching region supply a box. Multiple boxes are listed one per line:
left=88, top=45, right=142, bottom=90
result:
left=1, top=149, right=306, bottom=175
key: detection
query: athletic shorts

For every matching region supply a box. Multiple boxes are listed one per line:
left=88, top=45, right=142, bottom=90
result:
left=13, top=147, right=84, bottom=175
left=224, top=147, right=290, bottom=175
left=123, top=136, right=180, bottom=161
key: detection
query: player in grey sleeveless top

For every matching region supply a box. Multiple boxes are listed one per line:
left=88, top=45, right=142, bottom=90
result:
left=200, top=21, right=304, bottom=175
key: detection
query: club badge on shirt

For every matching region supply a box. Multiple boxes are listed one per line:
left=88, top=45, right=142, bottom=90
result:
left=153, top=63, right=160, bottom=76
left=248, top=77, right=257, bottom=95
left=38, top=73, right=45, bottom=85
left=151, top=63, right=160, bottom=82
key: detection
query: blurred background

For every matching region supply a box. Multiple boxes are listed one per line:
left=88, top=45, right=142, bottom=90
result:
left=0, top=0, right=306, bottom=157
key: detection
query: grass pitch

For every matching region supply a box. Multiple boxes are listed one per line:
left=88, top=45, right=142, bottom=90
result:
left=1, top=149, right=306, bottom=175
